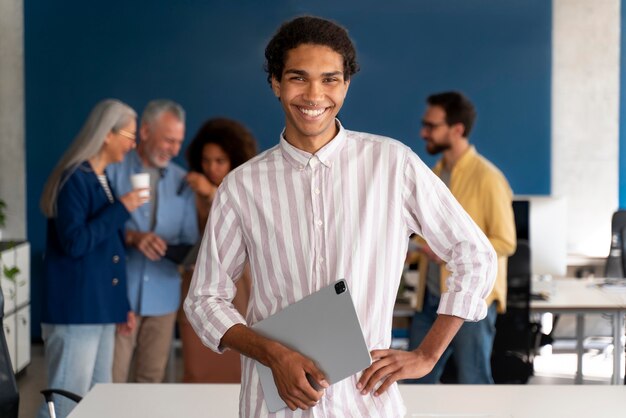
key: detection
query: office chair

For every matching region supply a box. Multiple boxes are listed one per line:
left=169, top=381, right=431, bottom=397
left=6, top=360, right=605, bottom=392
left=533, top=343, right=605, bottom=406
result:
left=604, top=210, right=626, bottom=385
left=0, top=289, right=19, bottom=418
left=40, top=389, right=82, bottom=418
left=491, top=240, right=540, bottom=383
left=605, top=210, right=626, bottom=278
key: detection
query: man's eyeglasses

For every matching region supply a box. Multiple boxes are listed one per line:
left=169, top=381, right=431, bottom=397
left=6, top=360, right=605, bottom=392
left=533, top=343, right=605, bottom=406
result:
left=117, top=129, right=136, bottom=141
left=420, top=121, right=447, bottom=131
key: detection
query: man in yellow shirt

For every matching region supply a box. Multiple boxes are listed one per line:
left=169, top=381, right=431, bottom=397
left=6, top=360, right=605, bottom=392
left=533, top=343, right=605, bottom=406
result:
left=408, top=91, right=516, bottom=383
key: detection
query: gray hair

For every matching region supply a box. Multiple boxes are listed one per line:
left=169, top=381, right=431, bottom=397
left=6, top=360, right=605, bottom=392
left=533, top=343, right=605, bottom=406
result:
left=40, top=99, right=137, bottom=218
left=141, top=99, right=185, bottom=128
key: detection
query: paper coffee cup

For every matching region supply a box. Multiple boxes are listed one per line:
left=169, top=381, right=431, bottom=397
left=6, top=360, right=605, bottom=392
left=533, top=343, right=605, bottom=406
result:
left=131, top=173, right=150, bottom=198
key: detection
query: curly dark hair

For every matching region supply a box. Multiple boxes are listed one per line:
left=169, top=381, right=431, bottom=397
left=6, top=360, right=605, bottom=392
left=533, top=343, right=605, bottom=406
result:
left=186, top=118, right=258, bottom=174
left=264, top=16, right=360, bottom=85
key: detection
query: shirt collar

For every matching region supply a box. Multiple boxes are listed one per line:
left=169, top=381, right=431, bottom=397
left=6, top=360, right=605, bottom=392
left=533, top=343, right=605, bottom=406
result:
left=434, top=145, right=477, bottom=174
left=279, top=119, right=347, bottom=170
left=452, top=145, right=477, bottom=172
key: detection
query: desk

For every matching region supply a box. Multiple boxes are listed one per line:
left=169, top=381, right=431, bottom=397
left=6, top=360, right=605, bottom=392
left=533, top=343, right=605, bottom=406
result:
left=531, top=277, right=626, bottom=385
left=68, top=383, right=626, bottom=418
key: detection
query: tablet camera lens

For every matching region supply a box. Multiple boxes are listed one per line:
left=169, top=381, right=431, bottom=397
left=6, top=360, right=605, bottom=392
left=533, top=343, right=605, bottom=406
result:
left=335, top=281, right=346, bottom=294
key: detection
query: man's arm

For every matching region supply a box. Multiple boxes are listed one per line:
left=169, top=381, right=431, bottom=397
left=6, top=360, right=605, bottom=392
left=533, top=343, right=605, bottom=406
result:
left=402, top=150, right=497, bottom=321
left=368, top=149, right=496, bottom=397
left=221, top=324, right=328, bottom=411
left=356, top=314, right=462, bottom=395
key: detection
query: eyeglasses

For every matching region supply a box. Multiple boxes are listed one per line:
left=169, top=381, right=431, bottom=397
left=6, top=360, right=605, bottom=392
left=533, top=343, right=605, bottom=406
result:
left=420, top=121, right=447, bottom=131
left=117, top=129, right=136, bottom=141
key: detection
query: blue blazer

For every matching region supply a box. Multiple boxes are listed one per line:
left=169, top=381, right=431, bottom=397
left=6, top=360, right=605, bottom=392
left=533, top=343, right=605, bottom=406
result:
left=42, top=162, right=131, bottom=324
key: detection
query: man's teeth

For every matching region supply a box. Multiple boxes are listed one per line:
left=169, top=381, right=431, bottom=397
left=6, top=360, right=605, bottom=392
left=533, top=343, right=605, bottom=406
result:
left=300, top=107, right=325, bottom=117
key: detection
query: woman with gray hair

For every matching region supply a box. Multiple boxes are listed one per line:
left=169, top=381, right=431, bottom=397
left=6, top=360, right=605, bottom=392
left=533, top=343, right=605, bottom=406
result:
left=37, top=99, right=147, bottom=418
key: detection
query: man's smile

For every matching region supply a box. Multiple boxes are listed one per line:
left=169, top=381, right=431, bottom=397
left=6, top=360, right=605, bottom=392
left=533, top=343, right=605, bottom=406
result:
left=297, top=106, right=328, bottom=118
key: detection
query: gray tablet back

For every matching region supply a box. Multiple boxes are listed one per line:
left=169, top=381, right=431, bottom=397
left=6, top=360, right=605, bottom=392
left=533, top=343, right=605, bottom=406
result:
left=251, top=279, right=371, bottom=413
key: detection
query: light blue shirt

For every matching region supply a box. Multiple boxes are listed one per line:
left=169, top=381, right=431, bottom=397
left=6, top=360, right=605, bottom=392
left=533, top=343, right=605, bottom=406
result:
left=106, top=150, right=198, bottom=315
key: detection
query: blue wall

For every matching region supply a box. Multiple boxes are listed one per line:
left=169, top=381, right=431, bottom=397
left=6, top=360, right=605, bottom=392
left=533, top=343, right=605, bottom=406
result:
left=25, top=0, right=551, bottom=337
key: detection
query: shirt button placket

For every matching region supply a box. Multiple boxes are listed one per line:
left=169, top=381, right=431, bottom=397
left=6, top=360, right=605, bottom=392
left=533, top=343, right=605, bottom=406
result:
left=310, top=157, right=326, bottom=284
left=309, top=158, right=321, bottom=285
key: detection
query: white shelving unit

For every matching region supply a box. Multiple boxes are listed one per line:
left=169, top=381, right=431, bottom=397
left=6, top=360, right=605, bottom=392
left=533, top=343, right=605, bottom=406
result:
left=1, top=241, right=31, bottom=373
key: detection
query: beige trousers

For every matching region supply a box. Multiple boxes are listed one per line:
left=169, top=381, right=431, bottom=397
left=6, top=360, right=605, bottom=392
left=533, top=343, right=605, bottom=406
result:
left=112, top=312, right=177, bottom=383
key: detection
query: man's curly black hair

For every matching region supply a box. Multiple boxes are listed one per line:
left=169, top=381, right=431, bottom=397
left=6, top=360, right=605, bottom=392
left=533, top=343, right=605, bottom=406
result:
left=264, top=16, right=360, bottom=85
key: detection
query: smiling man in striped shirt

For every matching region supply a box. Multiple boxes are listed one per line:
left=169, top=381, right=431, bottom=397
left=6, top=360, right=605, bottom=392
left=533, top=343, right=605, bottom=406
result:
left=185, top=15, right=497, bottom=418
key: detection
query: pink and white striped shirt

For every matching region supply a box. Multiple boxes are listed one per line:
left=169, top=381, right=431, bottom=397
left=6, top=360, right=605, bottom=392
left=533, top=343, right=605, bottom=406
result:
left=185, top=122, right=496, bottom=418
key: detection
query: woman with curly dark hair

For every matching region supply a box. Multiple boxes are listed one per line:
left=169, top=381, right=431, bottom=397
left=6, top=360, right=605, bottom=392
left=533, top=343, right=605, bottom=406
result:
left=179, top=117, right=257, bottom=383
left=185, top=117, right=257, bottom=231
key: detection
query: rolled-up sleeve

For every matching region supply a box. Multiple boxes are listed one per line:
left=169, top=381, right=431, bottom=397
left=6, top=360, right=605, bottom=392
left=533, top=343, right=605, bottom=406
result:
left=183, top=185, right=247, bottom=352
left=401, top=151, right=497, bottom=321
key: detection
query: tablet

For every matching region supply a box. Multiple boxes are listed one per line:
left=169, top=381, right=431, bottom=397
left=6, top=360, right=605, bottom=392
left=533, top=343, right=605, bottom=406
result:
left=251, top=279, right=371, bottom=412
left=163, top=243, right=195, bottom=265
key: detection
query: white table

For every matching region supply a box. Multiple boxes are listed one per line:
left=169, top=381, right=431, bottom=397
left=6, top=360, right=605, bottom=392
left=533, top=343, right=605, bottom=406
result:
left=68, top=383, right=626, bottom=418
left=531, top=277, right=626, bottom=384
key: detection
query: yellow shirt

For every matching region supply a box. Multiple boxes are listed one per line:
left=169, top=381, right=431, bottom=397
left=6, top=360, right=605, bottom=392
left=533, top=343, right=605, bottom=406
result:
left=415, top=146, right=517, bottom=313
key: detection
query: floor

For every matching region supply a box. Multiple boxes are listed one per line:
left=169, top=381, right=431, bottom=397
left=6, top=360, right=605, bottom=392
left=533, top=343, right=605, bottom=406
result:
left=16, top=344, right=45, bottom=418
left=16, top=340, right=620, bottom=418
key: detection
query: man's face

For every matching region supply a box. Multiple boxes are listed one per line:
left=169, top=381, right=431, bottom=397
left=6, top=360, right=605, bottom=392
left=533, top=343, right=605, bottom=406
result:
left=420, top=105, right=452, bottom=155
left=271, top=43, right=350, bottom=146
left=140, top=111, right=185, bottom=168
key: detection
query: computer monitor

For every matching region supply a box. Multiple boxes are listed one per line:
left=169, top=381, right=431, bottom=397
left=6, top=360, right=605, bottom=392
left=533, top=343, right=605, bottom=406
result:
left=513, top=196, right=567, bottom=278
